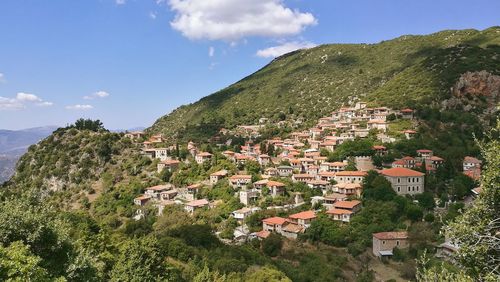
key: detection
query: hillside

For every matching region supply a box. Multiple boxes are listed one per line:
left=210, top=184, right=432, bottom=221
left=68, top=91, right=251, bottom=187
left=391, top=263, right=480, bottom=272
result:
left=149, top=27, right=500, bottom=142
left=0, top=126, right=58, bottom=183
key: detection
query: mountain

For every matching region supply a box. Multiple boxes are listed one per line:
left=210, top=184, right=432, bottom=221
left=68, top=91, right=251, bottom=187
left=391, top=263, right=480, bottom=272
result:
left=0, top=126, right=58, bottom=183
left=149, top=27, right=500, bottom=143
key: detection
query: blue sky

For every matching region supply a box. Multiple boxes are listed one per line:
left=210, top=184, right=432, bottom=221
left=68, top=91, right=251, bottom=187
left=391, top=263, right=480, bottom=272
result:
left=0, top=0, right=498, bottom=130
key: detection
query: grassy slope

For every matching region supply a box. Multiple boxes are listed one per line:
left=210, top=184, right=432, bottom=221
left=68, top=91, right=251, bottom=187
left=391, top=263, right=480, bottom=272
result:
left=149, top=27, right=500, bottom=142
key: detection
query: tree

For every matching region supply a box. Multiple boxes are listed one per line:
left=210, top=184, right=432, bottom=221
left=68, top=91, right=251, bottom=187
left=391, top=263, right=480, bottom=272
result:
left=261, top=233, right=283, bottom=257
left=110, top=237, right=175, bottom=282
left=416, top=192, right=435, bottom=210
left=362, top=171, right=396, bottom=201
left=0, top=241, right=51, bottom=281
left=444, top=121, right=500, bottom=281
left=245, top=266, right=291, bottom=282
left=72, top=118, right=106, bottom=132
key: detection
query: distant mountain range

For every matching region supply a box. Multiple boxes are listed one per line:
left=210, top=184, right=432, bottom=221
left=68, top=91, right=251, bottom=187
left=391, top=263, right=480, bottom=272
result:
left=0, top=126, right=59, bottom=183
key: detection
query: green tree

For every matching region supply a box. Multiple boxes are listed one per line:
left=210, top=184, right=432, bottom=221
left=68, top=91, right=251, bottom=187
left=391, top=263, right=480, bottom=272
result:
left=261, top=233, right=283, bottom=257
left=0, top=241, right=51, bottom=281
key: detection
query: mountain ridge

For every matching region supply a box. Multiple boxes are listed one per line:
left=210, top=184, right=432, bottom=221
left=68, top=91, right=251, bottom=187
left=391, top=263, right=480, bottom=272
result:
left=148, top=27, right=500, bottom=143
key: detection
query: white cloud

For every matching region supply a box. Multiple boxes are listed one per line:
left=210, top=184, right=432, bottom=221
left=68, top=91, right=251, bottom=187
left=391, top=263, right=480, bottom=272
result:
left=84, top=91, right=110, bottom=100
left=116, top=0, right=126, bottom=5
left=37, top=101, right=54, bottom=107
left=0, top=97, right=24, bottom=110
left=65, top=104, right=94, bottom=110
left=16, top=92, right=42, bottom=102
left=208, top=46, right=215, bottom=57
left=150, top=12, right=157, bottom=19
left=0, top=93, right=53, bottom=110
left=256, top=41, right=317, bottom=58
left=168, top=0, right=317, bottom=41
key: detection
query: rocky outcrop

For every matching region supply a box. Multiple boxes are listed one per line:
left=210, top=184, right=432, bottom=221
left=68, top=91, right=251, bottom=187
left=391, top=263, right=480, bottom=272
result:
left=442, top=71, right=500, bottom=115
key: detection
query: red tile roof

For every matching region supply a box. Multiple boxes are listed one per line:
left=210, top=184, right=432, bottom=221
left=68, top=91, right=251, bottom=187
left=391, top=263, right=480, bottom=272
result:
left=289, top=210, right=316, bottom=220
left=373, top=231, right=408, bottom=240
left=267, top=181, right=285, bottom=187
left=335, top=171, right=367, bottom=177
left=380, top=167, right=424, bottom=177
left=186, top=199, right=209, bottom=207
left=262, top=217, right=287, bottom=225
left=255, top=230, right=271, bottom=239
left=333, top=200, right=361, bottom=209
left=326, top=208, right=353, bottom=215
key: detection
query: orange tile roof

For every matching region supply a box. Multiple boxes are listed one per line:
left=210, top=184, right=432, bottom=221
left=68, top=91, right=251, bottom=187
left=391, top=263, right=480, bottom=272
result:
left=335, top=171, right=367, bottom=177
left=267, top=181, right=285, bottom=187
left=333, top=200, right=361, bottom=209
left=186, top=199, right=209, bottom=207
left=197, top=152, right=213, bottom=157
left=289, top=210, right=316, bottom=220
left=326, top=208, right=353, bottom=215
left=146, top=185, right=170, bottom=191
left=373, top=145, right=386, bottom=150
left=210, top=170, right=228, bottom=177
left=230, top=174, right=252, bottom=180
left=255, top=230, right=271, bottom=239
left=262, top=217, right=287, bottom=225
left=381, top=167, right=424, bottom=177
left=417, top=149, right=433, bottom=153
left=373, top=231, right=408, bottom=240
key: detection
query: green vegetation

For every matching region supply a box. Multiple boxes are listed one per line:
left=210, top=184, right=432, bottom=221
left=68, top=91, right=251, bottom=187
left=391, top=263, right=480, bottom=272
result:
left=149, top=27, right=500, bottom=143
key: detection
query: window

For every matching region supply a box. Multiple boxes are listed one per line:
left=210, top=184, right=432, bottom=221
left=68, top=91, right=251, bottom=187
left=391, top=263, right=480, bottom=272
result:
left=397, top=178, right=401, bottom=183
left=397, top=187, right=401, bottom=192
left=396, top=240, right=400, bottom=246
left=382, top=240, right=386, bottom=245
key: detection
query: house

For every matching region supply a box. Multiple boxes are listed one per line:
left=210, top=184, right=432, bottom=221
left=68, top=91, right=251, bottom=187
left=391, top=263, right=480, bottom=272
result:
left=416, top=149, right=433, bottom=159
left=392, top=156, right=417, bottom=169
left=288, top=210, right=316, bottom=228
left=264, top=167, right=278, bottom=177
left=335, top=171, right=367, bottom=184
left=322, top=193, right=348, bottom=208
left=184, top=199, right=210, bottom=214
left=195, top=152, right=213, bottom=164
left=372, top=145, right=387, bottom=156
left=400, top=108, right=414, bottom=119
left=222, top=150, right=235, bottom=161
left=142, top=148, right=169, bottom=161
left=239, top=189, right=259, bottom=206
left=267, top=180, right=286, bottom=197
left=307, top=180, right=330, bottom=192
left=229, top=175, right=252, bottom=188
left=280, top=222, right=304, bottom=240
left=144, top=184, right=171, bottom=199
left=186, top=184, right=201, bottom=200
left=159, top=189, right=178, bottom=201
left=403, top=130, right=417, bottom=139
left=134, top=195, right=151, bottom=206
left=463, top=156, right=481, bottom=171
left=380, top=167, right=425, bottom=195
left=210, top=170, right=228, bottom=184
left=262, top=217, right=287, bottom=233
left=333, top=200, right=361, bottom=213
left=426, top=156, right=444, bottom=171
left=258, top=154, right=271, bottom=166
left=232, top=207, right=259, bottom=222
left=157, top=159, right=180, bottom=173
left=292, top=174, right=316, bottom=183
left=253, top=230, right=271, bottom=240
left=367, top=120, right=387, bottom=132
left=318, top=171, right=336, bottom=182
left=326, top=208, right=354, bottom=223
left=372, top=231, right=409, bottom=258
left=124, top=131, right=144, bottom=140
left=277, top=165, right=293, bottom=177
left=334, top=183, right=362, bottom=196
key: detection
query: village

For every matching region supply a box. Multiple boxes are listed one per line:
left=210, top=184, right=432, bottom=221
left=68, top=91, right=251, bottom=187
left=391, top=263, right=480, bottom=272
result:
left=126, top=102, right=482, bottom=259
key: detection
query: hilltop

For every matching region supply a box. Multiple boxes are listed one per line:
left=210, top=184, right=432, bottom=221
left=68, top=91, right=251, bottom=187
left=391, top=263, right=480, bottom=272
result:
left=149, top=27, right=500, bottom=142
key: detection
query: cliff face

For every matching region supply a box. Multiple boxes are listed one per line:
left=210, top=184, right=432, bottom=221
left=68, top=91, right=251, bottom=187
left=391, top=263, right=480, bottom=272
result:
left=443, top=71, right=500, bottom=118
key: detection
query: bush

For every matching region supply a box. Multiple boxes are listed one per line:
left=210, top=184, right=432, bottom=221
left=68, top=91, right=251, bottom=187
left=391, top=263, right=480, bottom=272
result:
left=261, top=233, right=283, bottom=257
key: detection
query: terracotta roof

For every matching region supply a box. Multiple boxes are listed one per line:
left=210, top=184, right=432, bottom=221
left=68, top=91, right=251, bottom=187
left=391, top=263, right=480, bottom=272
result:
left=185, top=199, right=209, bottom=207
left=330, top=162, right=347, bottom=166
left=417, top=149, right=433, bottom=153
left=464, top=156, right=481, bottom=164
left=380, top=167, right=424, bottom=177
left=373, top=231, right=408, bottom=240
left=186, top=183, right=202, bottom=189
left=254, top=179, right=269, bottom=185
left=307, top=180, right=329, bottom=185
left=430, top=156, right=444, bottom=161
left=223, top=150, right=235, bottom=155
left=267, top=181, right=285, bottom=187
left=293, top=174, right=316, bottom=178
left=324, top=193, right=348, bottom=200
left=373, top=145, right=386, bottom=150
left=335, top=171, right=367, bottom=177
left=255, top=230, right=271, bottom=239
left=160, top=159, right=180, bottom=165
left=326, top=208, right=353, bottom=215
left=403, top=130, right=417, bottom=134
left=135, top=195, right=151, bottom=201
left=146, top=184, right=170, bottom=191
left=197, top=152, right=213, bottom=157
left=262, top=217, right=287, bottom=225
left=230, top=175, right=252, bottom=180
left=335, top=183, right=362, bottom=189
left=333, top=200, right=361, bottom=209
left=400, top=108, right=413, bottom=113
left=282, top=222, right=304, bottom=233
left=210, top=170, right=228, bottom=177
left=318, top=171, right=336, bottom=177
left=289, top=210, right=316, bottom=220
